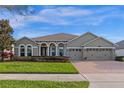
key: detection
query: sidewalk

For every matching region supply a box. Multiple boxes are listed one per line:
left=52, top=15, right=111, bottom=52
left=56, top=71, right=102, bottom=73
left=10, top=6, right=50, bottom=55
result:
left=85, top=73, right=124, bottom=88
left=0, top=74, right=86, bottom=81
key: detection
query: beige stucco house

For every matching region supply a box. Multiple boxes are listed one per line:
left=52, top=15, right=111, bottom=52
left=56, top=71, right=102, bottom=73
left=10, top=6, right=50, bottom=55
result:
left=14, top=32, right=116, bottom=60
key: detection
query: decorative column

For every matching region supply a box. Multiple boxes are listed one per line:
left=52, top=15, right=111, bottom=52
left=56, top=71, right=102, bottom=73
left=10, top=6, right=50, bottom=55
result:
left=64, top=44, right=66, bottom=56
left=39, top=45, right=41, bottom=56
left=25, top=45, right=27, bottom=56
left=113, top=48, right=115, bottom=60
left=18, top=46, right=20, bottom=56
left=56, top=44, right=58, bottom=56
left=47, top=46, right=49, bottom=56
left=48, top=44, right=51, bottom=56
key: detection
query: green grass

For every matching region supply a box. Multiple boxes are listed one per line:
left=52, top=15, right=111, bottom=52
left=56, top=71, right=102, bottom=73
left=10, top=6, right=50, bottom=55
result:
left=0, top=80, right=89, bottom=88
left=0, top=62, right=78, bottom=74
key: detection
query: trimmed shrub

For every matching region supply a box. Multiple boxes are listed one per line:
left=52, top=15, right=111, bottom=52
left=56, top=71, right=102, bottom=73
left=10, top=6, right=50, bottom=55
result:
left=32, top=56, right=69, bottom=62
left=14, top=56, right=32, bottom=61
left=13, top=56, right=69, bottom=62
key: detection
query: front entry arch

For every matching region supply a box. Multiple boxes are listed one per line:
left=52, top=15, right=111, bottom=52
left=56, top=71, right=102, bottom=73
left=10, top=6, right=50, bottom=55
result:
left=41, top=43, right=47, bottom=56
left=49, top=43, right=56, bottom=56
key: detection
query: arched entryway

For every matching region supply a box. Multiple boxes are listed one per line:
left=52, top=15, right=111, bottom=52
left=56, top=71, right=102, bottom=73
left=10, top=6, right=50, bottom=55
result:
left=49, top=43, right=56, bottom=56
left=58, top=43, right=64, bottom=56
left=41, top=43, right=47, bottom=56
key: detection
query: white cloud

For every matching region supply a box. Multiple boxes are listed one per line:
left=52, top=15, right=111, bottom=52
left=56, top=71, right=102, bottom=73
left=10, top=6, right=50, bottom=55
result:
left=40, top=6, right=93, bottom=17
left=14, top=28, right=52, bottom=39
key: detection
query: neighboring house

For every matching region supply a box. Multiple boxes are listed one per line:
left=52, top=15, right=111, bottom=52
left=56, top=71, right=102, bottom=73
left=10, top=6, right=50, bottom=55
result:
left=116, top=40, right=124, bottom=56
left=14, top=32, right=116, bottom=60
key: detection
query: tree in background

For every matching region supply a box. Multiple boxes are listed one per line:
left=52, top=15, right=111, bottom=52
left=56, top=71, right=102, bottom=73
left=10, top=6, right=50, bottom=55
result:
left=0, top=19, right=15, bottom=61
left=0, top=5, right=35, bottom=16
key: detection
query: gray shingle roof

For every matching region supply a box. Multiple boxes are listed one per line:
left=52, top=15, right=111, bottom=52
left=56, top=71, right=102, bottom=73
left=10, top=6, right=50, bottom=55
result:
left=32, top=33, right=79, bottom=41
left=116, top=40, right=124, bottom=49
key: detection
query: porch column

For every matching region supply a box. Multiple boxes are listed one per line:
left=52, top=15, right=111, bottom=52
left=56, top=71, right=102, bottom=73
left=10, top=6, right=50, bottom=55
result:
left=39, top=45, right=41, bottom=56
left=64, top=44, right=66, bottom=56
left=25, top=46, right=27, bottom=56
left=47, top=46, right=49, bottom=56
left=56, top=44, right=58, bottom=56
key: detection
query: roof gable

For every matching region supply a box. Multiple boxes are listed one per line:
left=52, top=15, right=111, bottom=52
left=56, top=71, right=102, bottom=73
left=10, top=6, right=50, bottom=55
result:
left=15, top=37, right=37, bottom=45
left=68, top=32, right=98, bottom=43
left=82, top=37, right=116, bottom=47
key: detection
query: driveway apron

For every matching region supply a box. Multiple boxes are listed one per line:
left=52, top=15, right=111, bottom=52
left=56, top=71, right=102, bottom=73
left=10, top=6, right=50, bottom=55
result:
left=73, top=61, right=124, bottom=88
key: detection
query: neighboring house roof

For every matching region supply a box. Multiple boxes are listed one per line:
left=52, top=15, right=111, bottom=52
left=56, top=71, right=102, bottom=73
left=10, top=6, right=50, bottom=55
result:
left=32, top=33, right=79, bottom=41
left=116, top=40, right=124, bottom=49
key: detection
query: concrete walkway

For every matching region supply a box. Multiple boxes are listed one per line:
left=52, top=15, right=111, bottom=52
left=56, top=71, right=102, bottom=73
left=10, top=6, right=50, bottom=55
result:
left=0, top=74, right=86, bottom=81
left=85, top=73, right=124, bottom=88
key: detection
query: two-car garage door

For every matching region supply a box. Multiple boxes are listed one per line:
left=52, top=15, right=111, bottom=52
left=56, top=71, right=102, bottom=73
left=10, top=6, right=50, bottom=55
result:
left=84, top=48, right=114, bottom=60
left=68, top=48, right=114, bottom=60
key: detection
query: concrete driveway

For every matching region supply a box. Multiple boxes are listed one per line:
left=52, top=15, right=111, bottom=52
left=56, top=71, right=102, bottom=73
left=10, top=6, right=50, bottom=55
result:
left=73, top=61, right=124, bottom=88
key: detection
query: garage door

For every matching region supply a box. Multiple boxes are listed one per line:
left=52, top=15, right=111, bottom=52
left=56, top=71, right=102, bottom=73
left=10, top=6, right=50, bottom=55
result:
left=84, top=48, right=113, bottom=60
left=68, top=49, right=82, bottom=60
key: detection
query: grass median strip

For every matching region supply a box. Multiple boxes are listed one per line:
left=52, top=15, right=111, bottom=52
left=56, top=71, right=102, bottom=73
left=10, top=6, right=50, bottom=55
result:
left=0, top=80, right=89, bottom=88
left=0, top=62, right=78, bottom=74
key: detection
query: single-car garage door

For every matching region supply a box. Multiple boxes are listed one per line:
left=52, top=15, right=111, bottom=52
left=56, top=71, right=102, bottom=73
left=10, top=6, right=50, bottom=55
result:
left=84, top=48, right=114, bottom=60
left=68, top=49, right=82, bottom=60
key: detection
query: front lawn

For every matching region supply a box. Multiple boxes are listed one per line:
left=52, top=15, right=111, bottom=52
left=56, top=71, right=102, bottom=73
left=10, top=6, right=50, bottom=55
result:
left=0, top=62, right=78, bottom=74
left=0, top=80, right=89, bottom=88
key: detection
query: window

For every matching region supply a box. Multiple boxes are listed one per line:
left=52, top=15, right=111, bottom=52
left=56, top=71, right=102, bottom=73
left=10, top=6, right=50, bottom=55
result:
left=20, top=45, right=25, bottom=56
left=27, top=46, right=32, bottom=56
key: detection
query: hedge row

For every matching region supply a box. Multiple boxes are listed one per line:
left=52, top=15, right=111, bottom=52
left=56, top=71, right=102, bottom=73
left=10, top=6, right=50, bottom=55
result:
left=14, top=56, right=70, bottom=62
left=115, top=56, right=124, bottom=61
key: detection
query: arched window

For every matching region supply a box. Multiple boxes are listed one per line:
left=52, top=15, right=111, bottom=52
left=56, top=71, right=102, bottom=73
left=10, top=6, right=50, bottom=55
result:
left=50, top=43, right=56, bottom=56
left=27, top=45, right=32, bottom=56
left=20, top=45, right=25, bottom=56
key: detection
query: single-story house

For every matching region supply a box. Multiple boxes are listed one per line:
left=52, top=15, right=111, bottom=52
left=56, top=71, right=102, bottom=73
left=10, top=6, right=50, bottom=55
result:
left=14, top=32, right=116, bottom=60
left=116, top=40, right=124, bottom=56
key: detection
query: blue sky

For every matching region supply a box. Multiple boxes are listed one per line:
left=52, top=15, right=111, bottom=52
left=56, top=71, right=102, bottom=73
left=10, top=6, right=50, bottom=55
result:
left=0, top=5, right=124, bottom=43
